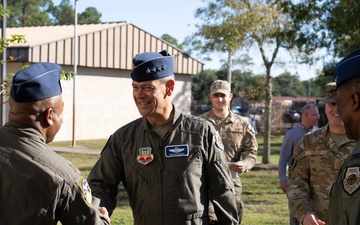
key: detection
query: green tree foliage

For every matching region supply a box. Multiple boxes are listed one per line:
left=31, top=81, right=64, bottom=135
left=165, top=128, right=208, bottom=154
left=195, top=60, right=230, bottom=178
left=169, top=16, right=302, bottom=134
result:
left=51, top=0, right=101, bottom=25
left=272, top=72, right=306, bottom=97
left=0, top=3, right=73, bottom=101
left=230, top=69, right=264, bottom=102
left=4, top=0, right=101, bottom=26
left=6, top=0, right=53, bottom=27
left=161, top=34, right=183, bottom=50
left=285, top=0, right=360, bottom=60
left=281, top=0, right=327, bottom=61
left=193, top=0, right=251, bottom=83
left=50, top=0, right=74, bottom=25
left=78, top=7, right=101, bottom=24
left=191, top=69, right=217, bottom=103
left=308, top=60, right=338, bottom=97
left=326, top=0, right=360, bottom=57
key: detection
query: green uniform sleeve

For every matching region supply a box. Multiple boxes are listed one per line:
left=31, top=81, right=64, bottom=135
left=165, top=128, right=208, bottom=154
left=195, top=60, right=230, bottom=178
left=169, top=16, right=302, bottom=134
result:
left=56, top=177, right=110, bottom=225
left=206, top=130, right=239, bottom=225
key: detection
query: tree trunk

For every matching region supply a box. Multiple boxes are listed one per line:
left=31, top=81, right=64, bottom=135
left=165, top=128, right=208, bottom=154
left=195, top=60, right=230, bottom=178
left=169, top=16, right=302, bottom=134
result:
left=227, top=51, right=232, bottom=86
left=262, top=67, right=272, bottom=164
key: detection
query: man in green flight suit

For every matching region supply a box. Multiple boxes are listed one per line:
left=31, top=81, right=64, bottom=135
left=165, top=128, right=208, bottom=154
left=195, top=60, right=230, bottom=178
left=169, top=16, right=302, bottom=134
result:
left=0, top=62, right=110, bottom=225
left=330, top=48, right=360, bottom=225
left=88, top=50, right=238, bottom=225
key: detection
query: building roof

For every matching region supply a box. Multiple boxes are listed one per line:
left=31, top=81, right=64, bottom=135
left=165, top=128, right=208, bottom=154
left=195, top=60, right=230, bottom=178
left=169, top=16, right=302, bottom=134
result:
left=273, top=96, right=323, bottom=103
left=3, top=22, right=203, bottom=75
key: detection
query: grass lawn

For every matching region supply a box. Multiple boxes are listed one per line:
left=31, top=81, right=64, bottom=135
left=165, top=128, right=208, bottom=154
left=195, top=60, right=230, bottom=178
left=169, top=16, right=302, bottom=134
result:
left=53, top=134, right=289, bottom=225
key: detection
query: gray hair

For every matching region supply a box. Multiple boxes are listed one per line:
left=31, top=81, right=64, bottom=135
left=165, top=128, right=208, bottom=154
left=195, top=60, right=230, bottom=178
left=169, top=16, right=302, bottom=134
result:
left=300, top=103, right=318, bottom=115
left=160, top=75, right=175, bottom=84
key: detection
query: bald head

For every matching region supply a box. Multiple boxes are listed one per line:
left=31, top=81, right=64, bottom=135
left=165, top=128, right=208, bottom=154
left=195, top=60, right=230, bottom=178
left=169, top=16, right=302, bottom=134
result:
left=9, top=95, right=64, bottom=143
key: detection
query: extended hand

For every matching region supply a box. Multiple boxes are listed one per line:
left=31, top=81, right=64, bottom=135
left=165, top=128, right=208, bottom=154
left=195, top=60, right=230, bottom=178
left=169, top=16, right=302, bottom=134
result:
left=99, top=207, right=111, bottom=223
left=228, top=161, right=247, bottom=173
left=302, top=213, right=325, bottom=225
left=279, top=181, right=287, bottom=193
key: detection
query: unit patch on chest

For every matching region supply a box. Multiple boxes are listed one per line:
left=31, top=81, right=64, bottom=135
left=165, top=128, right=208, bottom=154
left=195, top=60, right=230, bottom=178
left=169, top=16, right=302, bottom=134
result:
left=137, top=147, right=154, bottom=165
left=165, top=145, right=189, bottom=157
left=343, top=167, right=360, bottom=195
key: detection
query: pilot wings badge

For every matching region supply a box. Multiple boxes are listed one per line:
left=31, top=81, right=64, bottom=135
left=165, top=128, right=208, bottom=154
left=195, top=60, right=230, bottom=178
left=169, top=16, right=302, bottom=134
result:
left=165, top=145, right=189, bottom=157
left=137, top=147, right=154, bottom=165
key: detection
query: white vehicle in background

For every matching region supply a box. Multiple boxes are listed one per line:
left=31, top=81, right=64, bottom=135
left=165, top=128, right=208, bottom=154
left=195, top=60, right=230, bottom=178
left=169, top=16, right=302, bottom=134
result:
left=231, top=106, right=263, bottom=134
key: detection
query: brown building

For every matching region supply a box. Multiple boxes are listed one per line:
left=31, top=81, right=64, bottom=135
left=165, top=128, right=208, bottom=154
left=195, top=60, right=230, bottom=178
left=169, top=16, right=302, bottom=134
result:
left=1, top=22, right=203, bottom=141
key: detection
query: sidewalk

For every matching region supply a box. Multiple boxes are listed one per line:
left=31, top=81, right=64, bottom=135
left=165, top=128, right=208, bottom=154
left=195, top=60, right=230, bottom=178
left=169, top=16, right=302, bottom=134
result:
left=51, top=146, right=101, bottom=155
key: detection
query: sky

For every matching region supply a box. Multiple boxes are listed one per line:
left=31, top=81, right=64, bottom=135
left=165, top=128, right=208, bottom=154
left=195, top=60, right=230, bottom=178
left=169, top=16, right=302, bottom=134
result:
left=53, top=0, right=326, bottom=81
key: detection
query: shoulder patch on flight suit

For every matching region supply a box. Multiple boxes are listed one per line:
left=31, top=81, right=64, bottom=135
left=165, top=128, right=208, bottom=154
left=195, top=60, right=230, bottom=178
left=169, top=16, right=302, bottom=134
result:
left=76, top=178, right=92, bottom=204
left=343, top=167, right=360, bottom=195
left=214, top=131, right=224, bottom=150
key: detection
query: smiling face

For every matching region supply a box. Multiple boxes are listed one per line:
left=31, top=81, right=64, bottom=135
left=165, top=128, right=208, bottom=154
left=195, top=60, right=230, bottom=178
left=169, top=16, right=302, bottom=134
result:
left=335, top=84, right=356, bottom=139
left=132, top=78, right=174, bottom=124
left=325, top=102, right=344, bottom=127
left=209, top=92, right=233, bottom=113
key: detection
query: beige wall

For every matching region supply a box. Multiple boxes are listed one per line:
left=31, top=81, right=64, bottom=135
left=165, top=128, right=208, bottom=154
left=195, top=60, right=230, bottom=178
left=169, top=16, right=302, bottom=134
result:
left=2, top=63, right=192, bottom=142
left=55, top=66, right=191, bottom=141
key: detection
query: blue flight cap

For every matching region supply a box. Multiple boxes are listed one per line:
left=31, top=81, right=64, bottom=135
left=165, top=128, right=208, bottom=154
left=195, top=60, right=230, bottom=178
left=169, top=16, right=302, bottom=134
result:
left=130, top=50, right=174, bottom=82
left=334, top=48, right=360, bottom=88
left=10, top=62, right=62, bottom=102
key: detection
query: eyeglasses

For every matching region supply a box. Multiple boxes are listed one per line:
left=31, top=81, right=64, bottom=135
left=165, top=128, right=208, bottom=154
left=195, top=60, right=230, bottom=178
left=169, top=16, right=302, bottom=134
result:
left=308, top=113, right=320, bottom=118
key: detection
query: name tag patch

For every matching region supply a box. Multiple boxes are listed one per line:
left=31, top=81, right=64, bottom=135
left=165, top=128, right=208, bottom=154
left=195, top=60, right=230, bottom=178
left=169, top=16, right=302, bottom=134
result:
left=165, top=145, right=189, bottom=157
left=304, top=150, right=328, bottom=156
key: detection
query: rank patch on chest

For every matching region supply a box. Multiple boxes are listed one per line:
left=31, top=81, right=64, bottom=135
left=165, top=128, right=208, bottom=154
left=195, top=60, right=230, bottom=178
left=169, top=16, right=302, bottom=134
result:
left=137, top=147, right=154, bottom=165
left=343, top=167, right=360, bottom=195
left=165, top=145, right=189, bottom=157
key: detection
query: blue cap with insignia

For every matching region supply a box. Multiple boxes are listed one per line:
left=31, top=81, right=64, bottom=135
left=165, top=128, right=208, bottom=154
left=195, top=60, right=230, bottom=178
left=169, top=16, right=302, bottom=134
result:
left=130, top=50, right=174, bottom=82
left=10, top=62, right=62, bottom=102
left=334, top=48, right=360, bottom=88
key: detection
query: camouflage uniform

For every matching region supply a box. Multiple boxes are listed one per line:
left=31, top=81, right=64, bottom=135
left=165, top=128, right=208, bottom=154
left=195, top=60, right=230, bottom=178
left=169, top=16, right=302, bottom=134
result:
left=286, top=124, right=355, bottom=224
left=199, top=110, right=258, bottom=223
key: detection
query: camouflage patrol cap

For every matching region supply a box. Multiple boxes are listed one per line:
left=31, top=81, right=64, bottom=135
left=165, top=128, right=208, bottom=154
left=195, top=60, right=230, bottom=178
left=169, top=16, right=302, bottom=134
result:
left=210, top=80, right=231, bottom=95
left=324, top=82, right=336, bottom=103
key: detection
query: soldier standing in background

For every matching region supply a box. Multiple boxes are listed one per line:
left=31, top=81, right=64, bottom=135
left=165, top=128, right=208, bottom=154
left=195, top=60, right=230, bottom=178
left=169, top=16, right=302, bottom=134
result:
left=286, top=82, right=356, bottom=225
left=199, top=80, right=258, bottom=224
left=278, top=102, right=320, bottom=225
